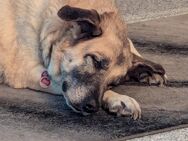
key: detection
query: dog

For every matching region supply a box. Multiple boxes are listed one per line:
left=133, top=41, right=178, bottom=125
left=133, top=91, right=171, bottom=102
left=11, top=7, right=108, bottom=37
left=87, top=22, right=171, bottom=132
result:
left=0, top=0, right=166, bottom=119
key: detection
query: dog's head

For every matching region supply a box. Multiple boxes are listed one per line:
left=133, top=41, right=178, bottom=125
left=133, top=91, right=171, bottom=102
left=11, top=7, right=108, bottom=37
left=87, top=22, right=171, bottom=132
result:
left=41, top=5, right=133, bottom=115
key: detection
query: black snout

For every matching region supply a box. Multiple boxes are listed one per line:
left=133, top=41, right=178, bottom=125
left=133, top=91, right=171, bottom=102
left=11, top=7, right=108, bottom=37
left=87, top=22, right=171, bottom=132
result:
left=82, top=99, right=99, bottom=113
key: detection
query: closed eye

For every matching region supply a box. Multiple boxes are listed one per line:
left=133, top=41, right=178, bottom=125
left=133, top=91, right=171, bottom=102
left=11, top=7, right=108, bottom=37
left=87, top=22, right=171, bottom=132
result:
left=90, top=55, right=109, bottom=70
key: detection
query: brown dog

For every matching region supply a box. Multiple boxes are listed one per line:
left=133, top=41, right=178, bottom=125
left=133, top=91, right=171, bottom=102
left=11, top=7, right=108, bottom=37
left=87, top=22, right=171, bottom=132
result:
left=0, top=0, right=166, bottom=119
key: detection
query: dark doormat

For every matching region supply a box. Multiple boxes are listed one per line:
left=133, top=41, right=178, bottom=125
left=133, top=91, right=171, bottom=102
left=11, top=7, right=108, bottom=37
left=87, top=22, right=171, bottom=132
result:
left=0, top=83, right=187, bottom=141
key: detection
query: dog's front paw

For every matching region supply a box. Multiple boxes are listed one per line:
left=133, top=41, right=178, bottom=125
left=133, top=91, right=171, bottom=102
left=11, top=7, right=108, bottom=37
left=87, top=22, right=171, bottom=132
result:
left=139, top=73, right=168, bottom=86
left=126, top=56, right=168, bottom=87
left=103, top=90, right=141, bottom=120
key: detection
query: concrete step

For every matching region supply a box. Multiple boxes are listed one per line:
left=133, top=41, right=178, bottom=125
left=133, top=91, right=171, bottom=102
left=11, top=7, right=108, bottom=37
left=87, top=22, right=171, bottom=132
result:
left=116, top=0, right=188, bottom=23
left=127, top=127, right=188, bottom=141
left=128, top=14, right=188, bottom=46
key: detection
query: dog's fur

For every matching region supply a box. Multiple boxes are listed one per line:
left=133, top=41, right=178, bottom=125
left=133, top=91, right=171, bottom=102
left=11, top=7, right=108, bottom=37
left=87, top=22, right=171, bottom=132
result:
left=0, top=0, right=166, bottom=119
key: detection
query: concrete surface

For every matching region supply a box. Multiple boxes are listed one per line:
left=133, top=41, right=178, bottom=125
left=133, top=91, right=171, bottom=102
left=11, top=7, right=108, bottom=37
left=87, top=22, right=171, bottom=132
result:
left=117, top=0, right=188, bottom=23
left=0, top=13, right=188, bottom=141
left=128, top=14, right=188, bottom=46
left=127, top=127, right=188, bottom=141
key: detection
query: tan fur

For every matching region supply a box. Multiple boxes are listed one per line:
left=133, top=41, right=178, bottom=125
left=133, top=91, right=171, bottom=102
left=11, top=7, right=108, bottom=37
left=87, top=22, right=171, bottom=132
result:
left=0, top=0, right=147, bottom=118
left=0, top=0, right=135, bottom=87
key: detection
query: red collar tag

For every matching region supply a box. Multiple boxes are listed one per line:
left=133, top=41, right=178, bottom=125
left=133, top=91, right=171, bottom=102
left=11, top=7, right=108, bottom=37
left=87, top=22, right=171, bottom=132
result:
left=40, top=71, right=51, bottom=88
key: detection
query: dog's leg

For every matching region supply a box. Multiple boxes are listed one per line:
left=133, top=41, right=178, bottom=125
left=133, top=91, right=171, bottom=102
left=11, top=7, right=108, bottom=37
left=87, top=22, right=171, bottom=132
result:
left=126, top=39, right=167, bottom=86
left=102, top=90, right=141, bottom=120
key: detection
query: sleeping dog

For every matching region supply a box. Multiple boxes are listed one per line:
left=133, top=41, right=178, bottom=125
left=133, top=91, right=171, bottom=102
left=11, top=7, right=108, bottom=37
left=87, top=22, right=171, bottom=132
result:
left=0, top=0, right=166, bottom=119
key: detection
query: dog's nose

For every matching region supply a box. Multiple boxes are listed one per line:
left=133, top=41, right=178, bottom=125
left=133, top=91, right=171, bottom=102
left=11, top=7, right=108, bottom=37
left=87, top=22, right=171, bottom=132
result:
left=82, top=99, right=99, bottom=113
left=62, top=81, right=69, bottom=92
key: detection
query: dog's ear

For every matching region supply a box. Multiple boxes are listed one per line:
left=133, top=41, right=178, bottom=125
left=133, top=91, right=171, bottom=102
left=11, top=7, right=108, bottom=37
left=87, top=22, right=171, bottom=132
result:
left=58, top=5, right=102, bottom=40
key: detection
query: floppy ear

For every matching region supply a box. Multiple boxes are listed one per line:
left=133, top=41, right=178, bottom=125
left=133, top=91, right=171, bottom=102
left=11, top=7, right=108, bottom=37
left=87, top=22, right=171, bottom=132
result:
left=57, top=5, right=102, bottom=40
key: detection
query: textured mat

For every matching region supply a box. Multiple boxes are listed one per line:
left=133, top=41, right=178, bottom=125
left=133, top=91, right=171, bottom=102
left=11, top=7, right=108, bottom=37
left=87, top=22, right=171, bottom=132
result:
left=0, top=83, right=187, bottom=141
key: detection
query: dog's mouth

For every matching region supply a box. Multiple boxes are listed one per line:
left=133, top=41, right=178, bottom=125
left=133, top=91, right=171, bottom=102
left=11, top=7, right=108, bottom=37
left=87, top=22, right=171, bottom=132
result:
left=62, top=87, right=100, bottom=115
left=65, top=99, right=82, bottom=113
left=64, top=98, right=97, bottom=116
left=60, top=76, right=101, bottom=115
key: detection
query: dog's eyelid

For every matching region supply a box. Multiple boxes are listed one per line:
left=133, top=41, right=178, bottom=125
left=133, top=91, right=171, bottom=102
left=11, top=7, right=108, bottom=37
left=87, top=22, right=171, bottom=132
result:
left=84, top=53, right=109, bottom=70
left=90, top=53, right=108, bottom=62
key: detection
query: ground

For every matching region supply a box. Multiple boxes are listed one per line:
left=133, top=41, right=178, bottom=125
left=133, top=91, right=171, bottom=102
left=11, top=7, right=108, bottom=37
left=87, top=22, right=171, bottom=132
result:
left=128, top=127, right=188, bottom=141
left=0, top=15, right=188, bottom=141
